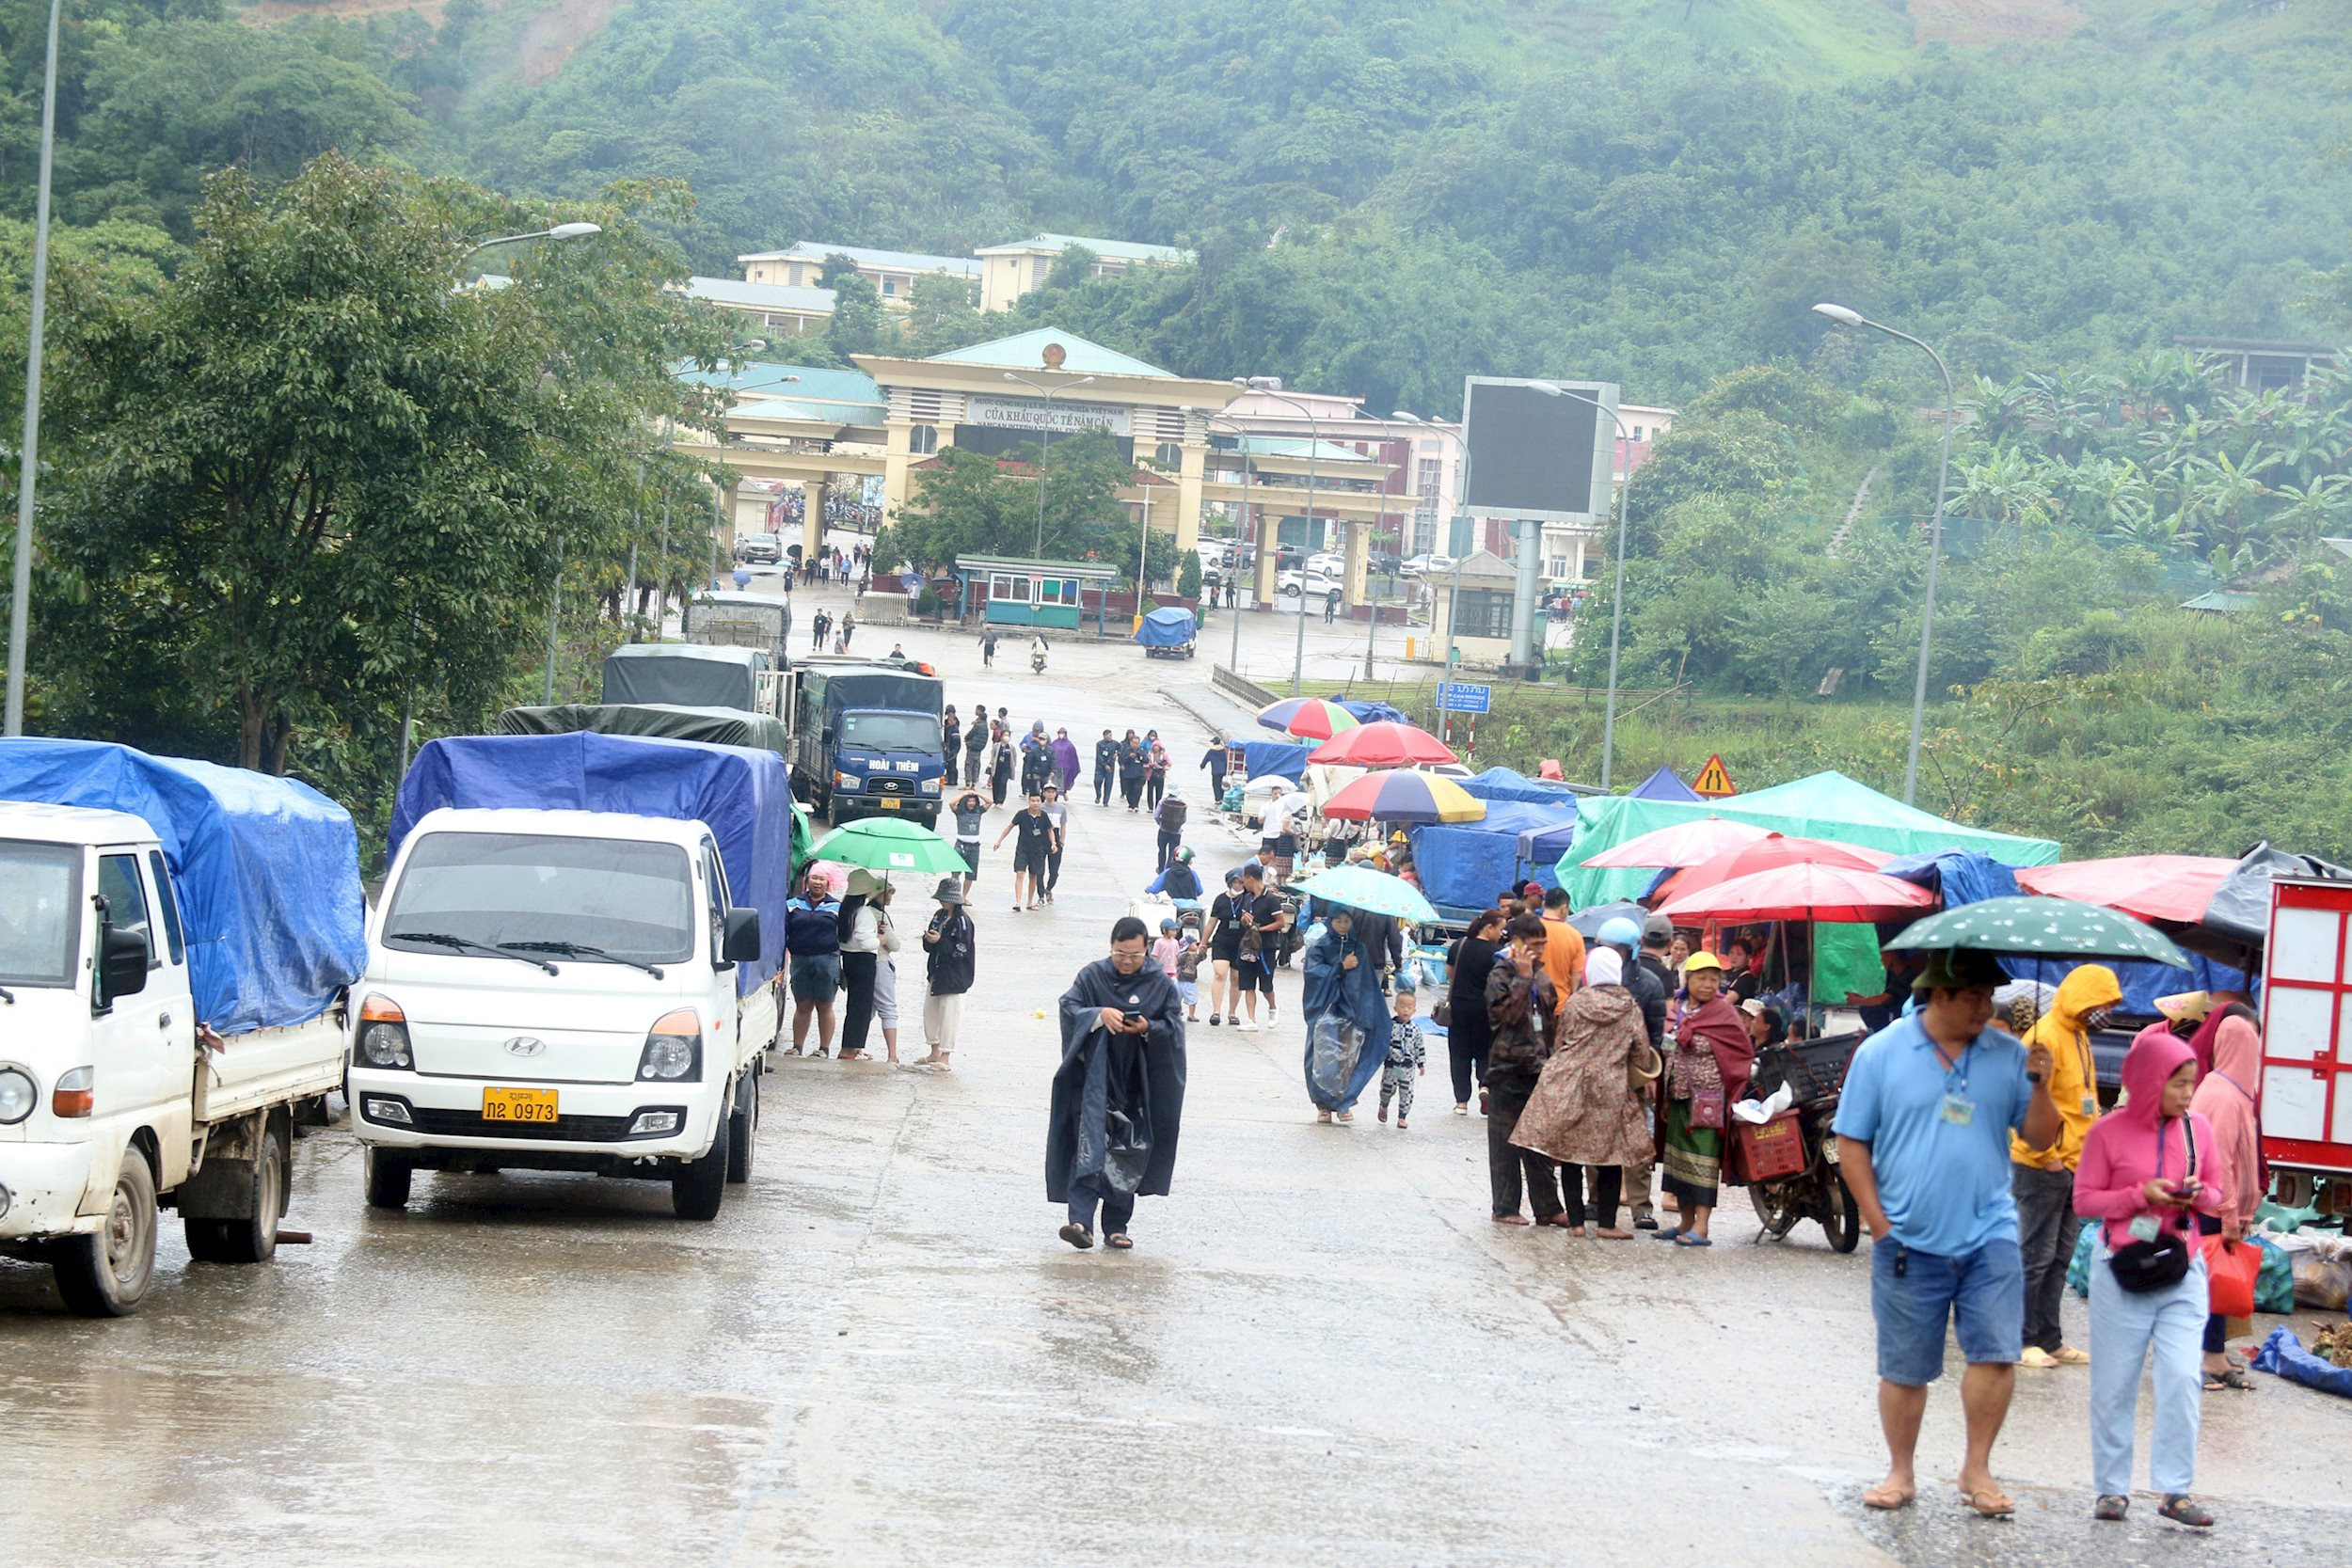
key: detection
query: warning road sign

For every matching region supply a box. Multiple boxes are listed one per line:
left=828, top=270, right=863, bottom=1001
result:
left=1692, top=753, right=1737, bottom=799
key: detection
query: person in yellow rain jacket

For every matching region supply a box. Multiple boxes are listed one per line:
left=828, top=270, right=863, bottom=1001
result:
left=2011, top=963, right=2123, bottom=1370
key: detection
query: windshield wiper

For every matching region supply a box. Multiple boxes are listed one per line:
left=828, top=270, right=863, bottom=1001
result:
left=499, top=940, right=665, bottom=979
left=0, top=984, right=15, bottom=1004
left=389, top=930, right=558, bottom=974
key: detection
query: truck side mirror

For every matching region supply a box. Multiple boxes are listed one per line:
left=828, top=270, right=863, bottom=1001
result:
left=99, top=927, right=149, bottom=1006
left=720, top=908, right=761, bottom=966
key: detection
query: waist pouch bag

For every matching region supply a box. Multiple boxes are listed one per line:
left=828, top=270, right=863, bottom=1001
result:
left=2110, top=1119, right=2198, bottom=1294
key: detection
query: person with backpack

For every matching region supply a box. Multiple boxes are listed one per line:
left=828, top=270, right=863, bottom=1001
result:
left=1153, top=790, right=1187, bottom=871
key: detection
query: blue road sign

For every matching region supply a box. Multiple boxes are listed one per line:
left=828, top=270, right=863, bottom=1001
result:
left=1437, top=682, right=1491, bottom=714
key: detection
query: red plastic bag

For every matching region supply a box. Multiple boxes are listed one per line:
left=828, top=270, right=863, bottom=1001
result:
left=2202, top=1235, right=2260, bottom=1320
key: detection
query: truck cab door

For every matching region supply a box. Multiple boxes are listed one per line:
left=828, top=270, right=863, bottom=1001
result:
left=90, top=849, right=186, bottom=1166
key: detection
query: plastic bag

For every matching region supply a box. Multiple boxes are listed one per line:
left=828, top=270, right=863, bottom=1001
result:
left=2202, top=1235, right=2261, bottom=1320
left=2257, top=1236, right=2297, bottom=1314
left=1309, top=1016, right=1363, bottom=1101
left=2293, top=1253, right=2352, bottom=1312
left=2250, top=1326, right=2352, bottom=1399
left=2067, top=1222, right=2098, bottom=1298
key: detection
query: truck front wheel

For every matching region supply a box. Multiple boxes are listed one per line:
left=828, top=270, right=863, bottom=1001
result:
left=53, top=1149, right=159, bottom=1318
left=364, top=1148, right=414, bottom=1211
left=672, top=1108, right=730, bottom=1221
left=183, top=1116, right=288, bottom=1265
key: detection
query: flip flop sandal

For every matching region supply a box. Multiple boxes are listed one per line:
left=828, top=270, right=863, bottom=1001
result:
left=2203, top=1368, right=2254, bottom=1391
left=1672, top=1233, right=1714, bottom=1247
left=1057, top=1223, right=1094, bottom=1250
left=1104, top=1234, right=1134, bottom=1251
left=1491, top=1213, right=1532, bottom=1226
left=1956, top=1486, right=2016, bottom=1518
left=1650, top=1227, right=1684, bottom=1242
left=2093, top=1495, right=2129, bottom=1522
left=1862, top=1485, right=1916, bottom=1512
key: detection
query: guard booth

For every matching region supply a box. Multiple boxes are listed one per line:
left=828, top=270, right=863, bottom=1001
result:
left=952, top=554, right=1120, bottom=630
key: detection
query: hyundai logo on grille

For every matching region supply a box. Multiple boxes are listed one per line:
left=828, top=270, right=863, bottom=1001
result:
left=503, top=1036, right=548, bottom=1058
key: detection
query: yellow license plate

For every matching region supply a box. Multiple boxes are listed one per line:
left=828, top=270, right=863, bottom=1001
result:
left=877, top=798, right=901, bottom=810
left=482, top=1086, right=559, bottom=1123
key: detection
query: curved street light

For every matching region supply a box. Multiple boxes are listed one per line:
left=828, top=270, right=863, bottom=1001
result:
left=5, top=0, right=63, bottom=736
left=1812, top=302, right=1957, bottom=807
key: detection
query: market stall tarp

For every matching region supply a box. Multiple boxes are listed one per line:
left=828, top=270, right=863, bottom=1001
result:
left=1461, top=766, right=1595, bottom=805
left=1236, top=738, right=1311, bottom=783
left=1557, top=770, right=2060, bottom=911
left=1339, top=700, right=1410, bottom=725
left=1412, top=800, right=1581, bottom=912
left=0, top=738, right=366, bottom=1033
left=1630, top=765, right=1702, bottom=802
left=1884, top=849, right=2249, bottom=1011
left=1134, top=607, right=1195, bottom=647
left=391, top=733, right=793, bottom=997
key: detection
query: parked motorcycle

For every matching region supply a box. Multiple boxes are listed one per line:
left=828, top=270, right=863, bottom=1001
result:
left=1741, top=1033, right=1864, bottom=1253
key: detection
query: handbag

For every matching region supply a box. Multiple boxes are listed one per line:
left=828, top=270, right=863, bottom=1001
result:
left=1431, top=998, right=1453, bottom=1027
left=2109, top=1118, right=2199, bottom=1294
left=1690, top=1085, right=1726, bottom=1131
left=2201, top=1233, right=2261, bottom=1320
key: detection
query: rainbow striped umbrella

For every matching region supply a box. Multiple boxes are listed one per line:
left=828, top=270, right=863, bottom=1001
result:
left=1320, top=768, right=1486, bottom=825
left=1255, top=697, right=1360, bottom=741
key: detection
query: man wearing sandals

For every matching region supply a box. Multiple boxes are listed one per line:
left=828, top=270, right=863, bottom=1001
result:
left=1047, top=917, right=1188, bottom=1252
left=1835, top=947, right=2062, bottom=1519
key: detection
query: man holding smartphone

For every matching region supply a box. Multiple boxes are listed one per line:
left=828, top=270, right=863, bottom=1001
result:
left=1835, top=946, right=2063, bottom=1520
left=1046, top=917, right=1190, bottom=1251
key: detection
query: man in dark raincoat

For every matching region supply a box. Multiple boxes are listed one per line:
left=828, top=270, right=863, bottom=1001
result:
left=1048, top=916, right=1189, bottom=1250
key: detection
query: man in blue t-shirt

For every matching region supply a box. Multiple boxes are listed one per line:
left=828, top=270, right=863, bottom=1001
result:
left=1835, top=947, right=2060, bottom=1519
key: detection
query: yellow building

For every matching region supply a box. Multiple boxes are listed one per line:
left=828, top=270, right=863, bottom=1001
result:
left=975, top=234, right=1192, bottom=313
left=675, top=276, right=835, bottom=338
left=736, top=243, right=980, bottom=309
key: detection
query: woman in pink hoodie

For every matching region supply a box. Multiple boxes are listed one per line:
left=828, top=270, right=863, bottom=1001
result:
left=2074, top=1026, right=2229, bottom=1528
left=2187, top=1007, right=2264, bottom=1390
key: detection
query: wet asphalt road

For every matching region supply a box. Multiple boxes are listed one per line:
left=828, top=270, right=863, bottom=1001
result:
left=4, top=597, right=2347, bottom=1567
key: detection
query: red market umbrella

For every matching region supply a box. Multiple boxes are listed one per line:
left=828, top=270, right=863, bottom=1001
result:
left=1660, top=863, right=1934, bottom=926
left=1308, top=721, right=1458, bottom=768
left=1579, top=815, right=1773, bottom=870
left=1649, top=832, right=1894, bottom=909
left=2014, top=855, right=2238, bottom=927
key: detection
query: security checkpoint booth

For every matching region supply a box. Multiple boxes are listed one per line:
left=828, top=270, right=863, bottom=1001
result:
left=952, top=555, right=1122, bottom=632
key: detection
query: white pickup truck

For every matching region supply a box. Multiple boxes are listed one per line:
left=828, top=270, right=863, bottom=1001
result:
left=350, top=806, right=779, bottom=1220
left=2, top=758, right=366, bottom=1316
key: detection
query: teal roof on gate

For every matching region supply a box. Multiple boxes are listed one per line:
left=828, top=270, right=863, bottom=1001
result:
left=925, top=328, right=1173, bottom=379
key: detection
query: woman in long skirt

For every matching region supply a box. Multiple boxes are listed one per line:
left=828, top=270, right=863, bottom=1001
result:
left=1657, top=951, right=1749, bottom=1246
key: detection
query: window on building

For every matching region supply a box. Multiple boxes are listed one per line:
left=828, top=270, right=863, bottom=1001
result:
left=1631, top=425, right=1645, bottom=442
left=882, top=277, right=898, bottom=296
left=989, top=572, right=1034, bottom=604
left=1415, top=457, right=1442, bottom=497
left=909, top=425, right=938, bottom=455
left=1153, top=441, right=1183, bottom=468
left=1453, top=589, right=1514, bottom=641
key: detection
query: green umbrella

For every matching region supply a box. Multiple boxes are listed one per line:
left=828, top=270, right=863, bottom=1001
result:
left=808, top=817, right=968, bottom=878
left=1884, top=895, right=2190, bottom=968
left=1289, top=863, right=1438, bottom=926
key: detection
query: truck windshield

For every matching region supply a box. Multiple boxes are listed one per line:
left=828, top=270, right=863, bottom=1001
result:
left=384, top=832, right=695, bottom=966
left=0, top=840, right=81, bottom=987
left=840, top=712, right=941, bottom=752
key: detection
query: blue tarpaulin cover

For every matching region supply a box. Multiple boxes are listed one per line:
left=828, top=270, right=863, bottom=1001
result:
left=0, top=739, right=366, bottom=1033
left=1238, top=739, right=1311, bottom=783
left=1630, top=766, right=1702, bottom=802
left=1412, top=800, right=1581, bottom=911
left=1461, top=766, right=1590, bottom=805
left=390, top=734, right=795, bottom=997
left=1338, top=700, right=1410, bottom=725
left=1885, top=849, right=2251, bottom=1009
left=1134, top=607, right=1196, bottom=646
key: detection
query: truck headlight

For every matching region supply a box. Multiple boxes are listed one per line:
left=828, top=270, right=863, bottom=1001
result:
left=920, top=777, right=942, bottom=793
left=834, top=771, right=858, bottom=790
left=638, top=1008, right=703, bottom=1082
left=356, top=993, right=413, bottom=1069
left=52, top=1066, right=94, bottom=1119
left=0, top=1067, right=35, bottom=1125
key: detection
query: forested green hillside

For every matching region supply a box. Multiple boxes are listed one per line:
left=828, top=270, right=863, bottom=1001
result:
left=6, top=0, right=2346, bottom=410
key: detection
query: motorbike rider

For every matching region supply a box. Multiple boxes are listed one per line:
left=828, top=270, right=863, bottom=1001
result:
left=1030, top=632, right=1050, bottom=673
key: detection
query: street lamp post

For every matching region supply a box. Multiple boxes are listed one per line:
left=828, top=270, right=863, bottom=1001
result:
left=5, top=0, right=64, bottom=737
left=1527, top=381, right=1633, bottom=790
left=1202, top=413, right=1258, bottom=673
left=1812, top=303, right=1956, bottom=807
left=1000, top=372, right=1097, bottom=559
left=1235, top=380, right=1322, bottom=696
left=1391, top=412, right=1472, bottom=699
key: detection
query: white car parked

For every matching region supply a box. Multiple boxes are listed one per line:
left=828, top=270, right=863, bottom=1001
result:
left=1401, top=553, right=1455, bottom=578
left=1277, top=570, right=1340, bottom=599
